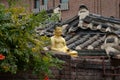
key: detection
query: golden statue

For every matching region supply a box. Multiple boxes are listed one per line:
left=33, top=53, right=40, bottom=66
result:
left=51, top=27, right=78, bottom=58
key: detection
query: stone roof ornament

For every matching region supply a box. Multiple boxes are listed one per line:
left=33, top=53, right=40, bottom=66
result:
left=79, top=4, right=88, bottom=10
left=78, top=5, right=89, bottom=28
left=53, top=5, right=61, bottom=22
left=102, top=32, right=120, bottom=58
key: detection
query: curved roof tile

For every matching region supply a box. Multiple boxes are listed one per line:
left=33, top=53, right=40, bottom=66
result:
left=38, top=12, right=120, bottom=51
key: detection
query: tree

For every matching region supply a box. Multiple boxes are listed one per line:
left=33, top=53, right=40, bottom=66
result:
left=0, top=3, right=63, bottom=79
left=7, top=0, right=19, bottom=7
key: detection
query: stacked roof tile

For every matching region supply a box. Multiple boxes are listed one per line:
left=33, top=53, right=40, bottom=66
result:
left=38, top=13, right=120, bottom=51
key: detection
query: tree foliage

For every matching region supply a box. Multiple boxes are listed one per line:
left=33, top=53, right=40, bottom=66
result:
left=0, top=3, right=63, bottom=79
left=7, top=0, right=19, bottom=7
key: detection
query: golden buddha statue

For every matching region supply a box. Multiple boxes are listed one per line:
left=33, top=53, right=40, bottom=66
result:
left=51, top=26, right=78, bottom=58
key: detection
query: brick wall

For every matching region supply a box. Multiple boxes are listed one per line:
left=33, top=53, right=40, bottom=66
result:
left=61, top=0, right=120, bottom=20
left=1, top=0, right=120, bottom=20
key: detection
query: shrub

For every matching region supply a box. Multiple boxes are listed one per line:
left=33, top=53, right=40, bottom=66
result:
left=0, top=4, right=63, bottom=79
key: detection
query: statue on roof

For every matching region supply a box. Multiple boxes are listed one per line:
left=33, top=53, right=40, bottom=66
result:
left=78, top=5, right=89, bottom=27
left=78, top=5, right=89, bottom=20
left=50, top=26, right=78, bottom=58
left=53, top=5, right=61, bottom=22
left=102, top=32, right=120, bottom=58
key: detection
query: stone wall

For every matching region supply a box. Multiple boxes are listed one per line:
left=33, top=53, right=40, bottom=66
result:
left=0, top=55, right=120, bottom=80
left=49, top=55, right=120, bottom=80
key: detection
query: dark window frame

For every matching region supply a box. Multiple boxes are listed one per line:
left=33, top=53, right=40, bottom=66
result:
left=60, top=0, right=62, bottom=3
left=119, top=4, right=120, bottom=18
left=42, top=0, right=44, bottom=5
left=34, top=0, right=40, bottom=8
left=60, top=0, right=69, bottom=3
left=42, top=0, right=48, bottom=5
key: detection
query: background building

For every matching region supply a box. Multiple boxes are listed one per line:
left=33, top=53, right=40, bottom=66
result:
left=1, top=0, right=120, bottom=20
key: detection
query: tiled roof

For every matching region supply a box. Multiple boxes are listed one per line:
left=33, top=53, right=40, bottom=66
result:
left=38, top=13, right=120, bottom=51
left=63, top=32, right=105, bottom=50
left=82, top=14, right=120, bottom=32
left=65, top=14, right=120, bottom=33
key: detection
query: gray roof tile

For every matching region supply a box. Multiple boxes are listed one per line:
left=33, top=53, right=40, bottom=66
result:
left=40, top=13, right=120, bottom=51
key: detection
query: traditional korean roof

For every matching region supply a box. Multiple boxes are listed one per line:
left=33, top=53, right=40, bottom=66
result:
left=37, top=13, right=120, bottom=51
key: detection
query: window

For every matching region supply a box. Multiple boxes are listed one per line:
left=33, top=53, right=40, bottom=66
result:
left=42, top=0, right=48, bottom=5
left=40, top=0, right=48, bottom=11
left=60, top=0, right=69, bottom=10
left=119, top=4, right=120, bottom=18
left=34, top=0, right=40, bottom=8
left=60, top=0, right=69, bottom=3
